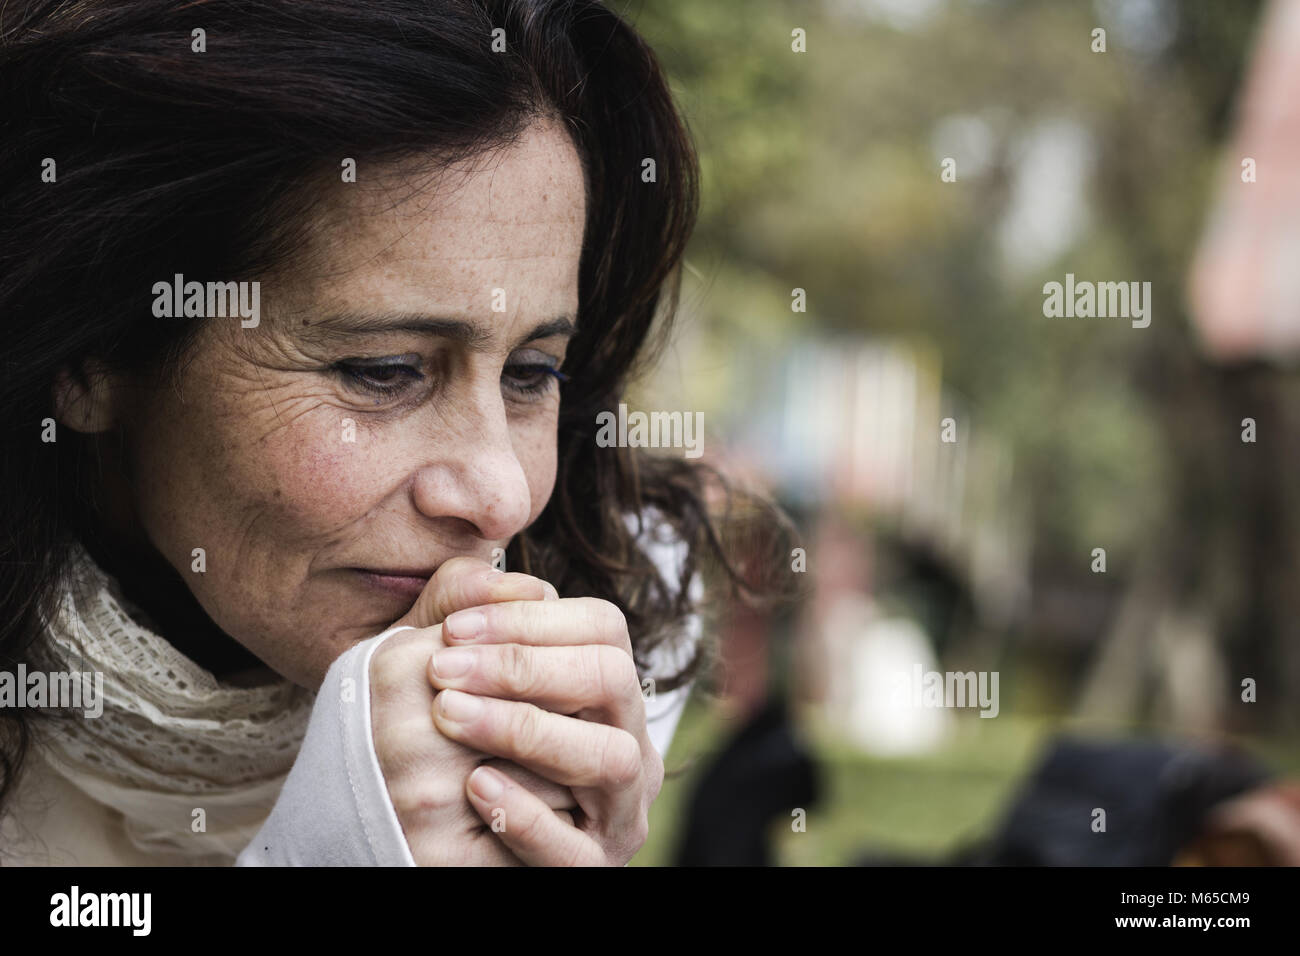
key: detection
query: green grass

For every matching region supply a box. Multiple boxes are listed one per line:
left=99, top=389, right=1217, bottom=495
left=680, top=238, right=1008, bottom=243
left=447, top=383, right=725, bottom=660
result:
left=631, top=691, right=1300, bottom=867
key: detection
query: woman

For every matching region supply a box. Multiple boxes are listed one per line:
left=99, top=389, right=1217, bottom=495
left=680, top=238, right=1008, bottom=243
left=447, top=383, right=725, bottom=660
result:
left=0, top=0, right=790, bottom=865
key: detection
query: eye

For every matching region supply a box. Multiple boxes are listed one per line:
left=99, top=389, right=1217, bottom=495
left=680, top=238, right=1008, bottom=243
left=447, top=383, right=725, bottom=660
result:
left=333, top=355, right=424, bottom=399
left=503, top=351, right=568, bottom=399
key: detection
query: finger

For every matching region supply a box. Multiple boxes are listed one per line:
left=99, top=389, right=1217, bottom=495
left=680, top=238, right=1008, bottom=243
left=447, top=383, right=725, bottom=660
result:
left=397, top=557, right=558, bottom=630
left=373, top=568, right=556, bottom=711
left=441, top=597, right=632, bottom=659
left=433, top=690, right=642, bottom=791
left=480, top=757, right=577, bottom=812
left=430, top=643, right=644, bottom=727
left=466, top=766, right=603, bottom=866
left=552, top=809, right=576, bottom=827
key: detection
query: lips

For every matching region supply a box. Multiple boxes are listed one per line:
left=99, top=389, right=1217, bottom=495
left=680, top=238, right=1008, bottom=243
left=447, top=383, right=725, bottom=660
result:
left=359, top=567, right=439, bottom=578
left=352, top=568, right=434, bottom=601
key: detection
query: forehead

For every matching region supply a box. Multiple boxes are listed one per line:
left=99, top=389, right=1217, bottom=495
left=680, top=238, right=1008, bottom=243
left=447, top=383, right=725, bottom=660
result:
left=275, top=118, right=587, bottom=322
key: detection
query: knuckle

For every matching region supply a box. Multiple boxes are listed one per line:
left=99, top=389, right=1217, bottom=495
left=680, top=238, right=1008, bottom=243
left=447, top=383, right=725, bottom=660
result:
left=369, top=629, right=434, bottom=703
left=508, top=703, right=545, bottom=760
left=593, top=644, right=638, bottom=705
left=516, top=599, right=548, bottom=638
left=586, top=598, right=629, bottom=642
left=387, top=777, right=463, bottom=818
left=368, top=649, right=404, bottom=703
left=600, top=729, right=642, bottom=789
left=432, top=556, right=491, bottom=617
left=500, top=642, right=539, bottom=697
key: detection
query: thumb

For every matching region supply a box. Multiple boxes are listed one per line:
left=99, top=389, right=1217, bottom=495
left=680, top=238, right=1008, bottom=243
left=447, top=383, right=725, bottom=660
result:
left=395, top=555, right=557, bottom=630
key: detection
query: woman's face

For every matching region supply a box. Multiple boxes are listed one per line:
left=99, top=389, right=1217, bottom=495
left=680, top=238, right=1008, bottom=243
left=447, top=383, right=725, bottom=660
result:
left=96, top=119, right=587, bottom=689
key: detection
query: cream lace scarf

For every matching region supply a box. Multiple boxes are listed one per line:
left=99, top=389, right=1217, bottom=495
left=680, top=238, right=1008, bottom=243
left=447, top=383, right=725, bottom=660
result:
left=28, top=541, right=316, bottom=862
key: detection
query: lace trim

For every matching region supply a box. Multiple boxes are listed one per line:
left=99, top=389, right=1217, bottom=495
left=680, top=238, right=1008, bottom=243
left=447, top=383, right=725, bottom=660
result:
left=28, top=541, right=315, bottom=860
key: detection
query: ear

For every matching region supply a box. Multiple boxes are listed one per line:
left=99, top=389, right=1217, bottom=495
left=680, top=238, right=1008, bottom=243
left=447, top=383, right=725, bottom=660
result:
left=52, top=360, right=126, bottom=433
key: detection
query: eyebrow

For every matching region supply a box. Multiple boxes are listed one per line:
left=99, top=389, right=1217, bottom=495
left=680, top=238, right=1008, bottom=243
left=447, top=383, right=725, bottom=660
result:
left=298, top=311, right=577, bottom=350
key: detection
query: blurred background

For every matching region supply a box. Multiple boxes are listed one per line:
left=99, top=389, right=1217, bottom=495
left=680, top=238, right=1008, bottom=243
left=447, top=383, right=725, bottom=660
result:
left=622, top=0, right=1300, bottom=865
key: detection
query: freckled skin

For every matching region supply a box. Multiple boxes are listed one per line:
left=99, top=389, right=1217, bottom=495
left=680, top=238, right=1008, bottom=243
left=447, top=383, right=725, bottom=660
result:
left=106, top=118, right=587, bottom=690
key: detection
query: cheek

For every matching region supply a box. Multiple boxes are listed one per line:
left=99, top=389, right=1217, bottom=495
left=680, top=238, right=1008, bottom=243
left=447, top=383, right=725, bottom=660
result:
left=516, top=417, right=560, bottom=521
left=128, top=390, right=386, bottom=565
left=263, top=439, right=384, bottom=538
left=240, top=393, right=388, bottom=526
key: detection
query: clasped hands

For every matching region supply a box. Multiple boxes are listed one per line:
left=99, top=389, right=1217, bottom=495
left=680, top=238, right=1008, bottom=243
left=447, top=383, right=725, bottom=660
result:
left=367, top=557, right=663, bottom=865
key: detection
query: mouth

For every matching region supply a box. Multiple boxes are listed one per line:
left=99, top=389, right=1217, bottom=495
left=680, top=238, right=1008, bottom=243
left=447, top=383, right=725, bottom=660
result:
left=351, top=568, right=435, bottom=601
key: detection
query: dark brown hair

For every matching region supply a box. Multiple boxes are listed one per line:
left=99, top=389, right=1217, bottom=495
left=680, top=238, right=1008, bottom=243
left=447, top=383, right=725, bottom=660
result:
left=0, top=0, right=797, bottom=812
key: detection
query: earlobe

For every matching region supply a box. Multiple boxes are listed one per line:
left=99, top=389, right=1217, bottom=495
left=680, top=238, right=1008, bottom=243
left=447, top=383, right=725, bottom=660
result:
left=52, top=360, right=124, bottom=433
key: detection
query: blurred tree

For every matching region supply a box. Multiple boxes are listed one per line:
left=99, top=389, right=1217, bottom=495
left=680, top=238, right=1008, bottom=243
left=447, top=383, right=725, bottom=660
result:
left=629, top=0, right=1289, bottom=732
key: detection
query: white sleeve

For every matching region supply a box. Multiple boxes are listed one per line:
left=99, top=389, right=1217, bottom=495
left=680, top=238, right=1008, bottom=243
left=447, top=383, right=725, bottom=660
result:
left=644, top=680, right=691, bottom=759
left=236, top=625, right=418, bottom=867
left=636, top=514, right=704, bottom=762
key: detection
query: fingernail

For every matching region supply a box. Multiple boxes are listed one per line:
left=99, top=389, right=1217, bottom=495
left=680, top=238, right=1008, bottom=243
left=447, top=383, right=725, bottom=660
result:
left=542, top=582, right=559, bottom=601
left=430, top=647, right=473, bottom=678
left=439, top=689, right=483, bottom=723
left=471, top=766, right=504, bottom=801
left=444, top=609, right=485, bottom=640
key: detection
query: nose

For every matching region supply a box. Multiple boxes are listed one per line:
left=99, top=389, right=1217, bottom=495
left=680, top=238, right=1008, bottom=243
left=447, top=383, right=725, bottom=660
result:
left=410, top=388, right=534, bottom=542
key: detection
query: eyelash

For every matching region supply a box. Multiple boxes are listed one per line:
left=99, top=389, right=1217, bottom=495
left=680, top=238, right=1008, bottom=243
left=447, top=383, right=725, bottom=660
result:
left=333, top=359, right=568, bottom=401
